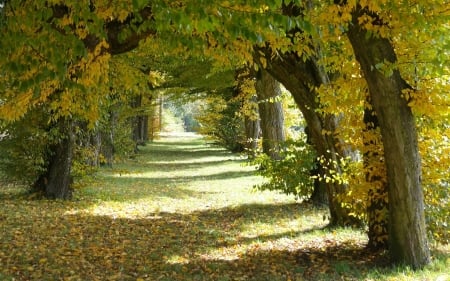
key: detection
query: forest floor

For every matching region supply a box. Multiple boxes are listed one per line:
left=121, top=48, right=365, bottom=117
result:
left=0, top=133, right=448, bottom=281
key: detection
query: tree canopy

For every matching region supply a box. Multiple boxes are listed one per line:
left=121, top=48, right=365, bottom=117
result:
left=0, top=0, right=449, bottom=270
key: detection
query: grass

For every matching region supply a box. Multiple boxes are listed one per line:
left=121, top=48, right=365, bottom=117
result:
left=0, top=132, right=448, bottom=281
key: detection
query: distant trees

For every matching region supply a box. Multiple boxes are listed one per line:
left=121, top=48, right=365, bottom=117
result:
left=1, top=0, right=448, bottom=270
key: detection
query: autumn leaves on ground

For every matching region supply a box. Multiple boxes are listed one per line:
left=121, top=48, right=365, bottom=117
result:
left=0, top=134, right=448, bottom=281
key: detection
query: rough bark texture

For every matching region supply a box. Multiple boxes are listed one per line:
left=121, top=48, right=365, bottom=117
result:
left=33, top=119, right=74, bottom=199
left=254, top=48, right=360, bottom=226
left=255, top=69, right=285, bottom=160
left=347, top=6, right=430, bottom=268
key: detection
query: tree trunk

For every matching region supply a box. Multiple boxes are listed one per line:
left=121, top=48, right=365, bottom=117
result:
left=131, top=94, right=149, bottom=148
left=27, top=3, right=154, bottom=200
left=34, top=118, right=74, bottom=199
left=363, top=100, right=388, bottom=250
left=347, top=6, right=430, bottom=268
left=90, top=129, right=102, bottom=167
left=255, top=69, right=285, bottom=160
left=244, top=111, right=261, bottom=158
left=305, top=126, right=328, bottom=206
left=159, top=94, right=163, bottom=132
left=255, top=48, right=359, bottom=226
left=134, top=115, right=148, bottom=144
left=100, top=110, right=117, bottom=167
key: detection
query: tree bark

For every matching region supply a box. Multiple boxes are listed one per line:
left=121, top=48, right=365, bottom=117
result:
left=133, top=115, right=149, bottom=145
left=346, top=6, right=430, bottom=268
left=131, top=94, right=149, bottom=148
left=255, top=69, right=285, bottom=160
left=255, top=48, right=359, bottom=226
left=100, top=110, right=117, bottom=167
left=305, top=126, right=328, bottom=206
left=34, top=118, right=74, bottom=199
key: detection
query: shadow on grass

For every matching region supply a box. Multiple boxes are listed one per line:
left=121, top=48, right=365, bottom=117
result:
left=144, top=137, right=210, bottom=149
left=137, top=138, right=237, bottom=163
left=142, top=148, right=234, bottom=163
left=146, top=159, right=242, bottom=169
left=89, top=169, right=257, bottom=202
left=140, top=169, right=257, bottom=183
left=0, top=201, right=395, bottom=281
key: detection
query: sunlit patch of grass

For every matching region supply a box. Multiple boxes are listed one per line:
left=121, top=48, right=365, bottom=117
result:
left=1, top=133, right=448, bottom=281
left=78, top=136, right=295, bottom=218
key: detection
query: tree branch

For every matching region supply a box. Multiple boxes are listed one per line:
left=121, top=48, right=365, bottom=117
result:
left=50, top=3, right=155, bottom=55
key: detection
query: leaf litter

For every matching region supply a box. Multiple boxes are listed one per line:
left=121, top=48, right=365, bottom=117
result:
left=0, top=135, right=447, bottom=280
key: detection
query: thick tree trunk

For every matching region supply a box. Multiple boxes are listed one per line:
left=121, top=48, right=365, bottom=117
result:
left=347, top=6, right=430, bottom=268
left=141, top=114, right=149, bottom=142
left=256, top=48, right=359, bottom=226
left=236, top=69, right=260, bottom=158
left=34, top=118, right=74, bottom=199
left=255, top=69, right=285, bottom=160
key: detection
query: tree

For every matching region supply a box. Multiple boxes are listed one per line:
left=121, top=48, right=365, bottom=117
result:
left=0, top=1, right=154, bottom=199
left=1, top=1, right=448, bottom=268
left=253, top=38, right=361, bottom=226
left=255, top=69, right=286, bottom=160
left=236, top=69, right=261, bottom=157
left=340, top=2, right=430, bottom=268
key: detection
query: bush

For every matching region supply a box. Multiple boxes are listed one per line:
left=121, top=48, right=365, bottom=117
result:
left=0, top=110, right=53, bottom=187
left=196, top=91, right=246, bottom=152
left=251, top=137, right=316, bottom=200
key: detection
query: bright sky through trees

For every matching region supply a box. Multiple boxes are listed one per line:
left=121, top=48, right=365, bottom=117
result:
left=0, top=0, right=448, bottom=271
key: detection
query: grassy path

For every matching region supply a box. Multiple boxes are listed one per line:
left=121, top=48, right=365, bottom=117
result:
left=0, top=133, right=448, bottom=281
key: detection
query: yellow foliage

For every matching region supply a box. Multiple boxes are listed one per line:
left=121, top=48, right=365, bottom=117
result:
left=234, top=70, right=258, bottom=121
left=0, top=90, right=33, bottom=121
left=148, top=71, right=165, bottom=87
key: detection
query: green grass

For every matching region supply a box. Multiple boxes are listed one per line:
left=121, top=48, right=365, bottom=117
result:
left=0, top=132, right=448, bottom=280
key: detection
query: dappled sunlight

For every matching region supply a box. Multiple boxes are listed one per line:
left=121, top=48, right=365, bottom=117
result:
left=1, top=135, right=447, bottom=281
left=239, top=217, right=322, bottom=239
left=149, top=154, right=241, bottom=165
left=111, top=159, right=248, bottom=179
left=165, top=254, right=191, bottom=265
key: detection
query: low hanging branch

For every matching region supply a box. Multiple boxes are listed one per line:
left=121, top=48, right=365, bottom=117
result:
left=50, top=3, right=155, bottom=55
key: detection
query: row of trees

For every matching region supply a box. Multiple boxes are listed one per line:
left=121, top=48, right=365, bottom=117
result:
left=1, top=0, right=448, bottom=269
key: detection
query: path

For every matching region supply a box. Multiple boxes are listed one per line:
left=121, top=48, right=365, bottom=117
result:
left=0, top=134, right=377, bottom=281
left=77, top=133, right=331, bottom=280
left=86, top=132, right=296, bottom=216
